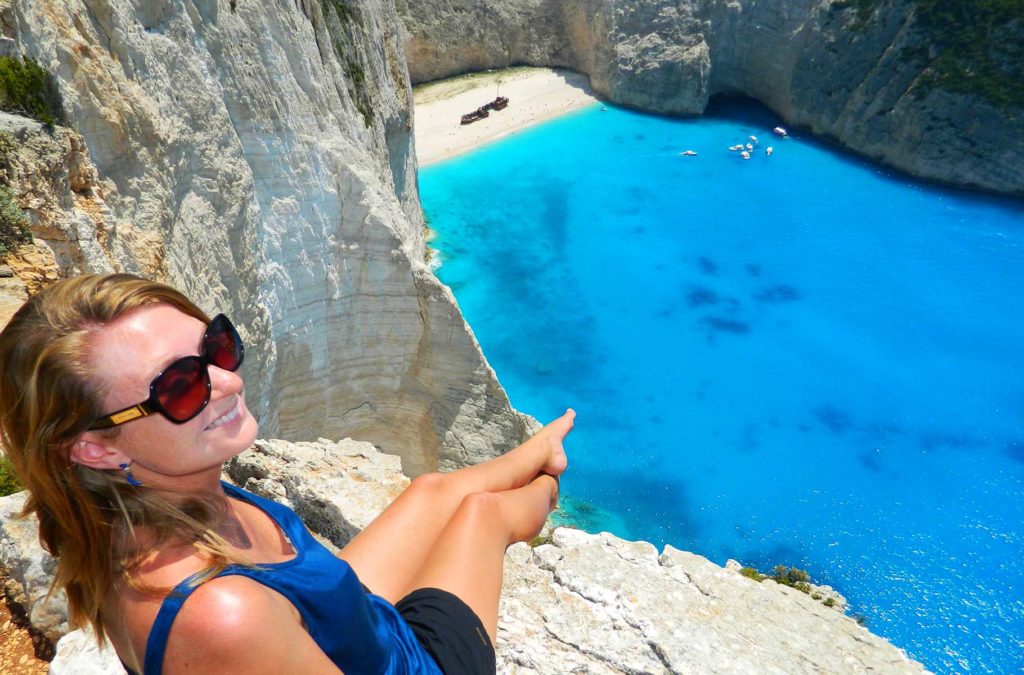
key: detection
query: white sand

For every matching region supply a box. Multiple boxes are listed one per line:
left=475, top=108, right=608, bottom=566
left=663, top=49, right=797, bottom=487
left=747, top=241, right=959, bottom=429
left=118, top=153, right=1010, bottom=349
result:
left=413, top=67, right=599, bottom=166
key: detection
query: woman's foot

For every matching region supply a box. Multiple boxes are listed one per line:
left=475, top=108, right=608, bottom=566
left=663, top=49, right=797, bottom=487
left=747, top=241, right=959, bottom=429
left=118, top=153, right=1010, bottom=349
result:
left=535, top=409, right=574, bottom=477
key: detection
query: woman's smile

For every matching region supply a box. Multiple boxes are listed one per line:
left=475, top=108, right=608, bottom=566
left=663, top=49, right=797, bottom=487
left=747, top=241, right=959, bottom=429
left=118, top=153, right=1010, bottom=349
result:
left=206, top=396, right=244, bottom=431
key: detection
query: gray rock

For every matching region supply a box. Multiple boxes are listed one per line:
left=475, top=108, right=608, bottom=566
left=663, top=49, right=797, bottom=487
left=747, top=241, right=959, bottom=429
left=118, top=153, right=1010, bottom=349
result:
left=499, top=528, right=927, bottom=674
left=0, top=491, right=68, bottom=643
left=49, top=627, right=125, bottom=675
left=397, top=0, right=1024, bottom=197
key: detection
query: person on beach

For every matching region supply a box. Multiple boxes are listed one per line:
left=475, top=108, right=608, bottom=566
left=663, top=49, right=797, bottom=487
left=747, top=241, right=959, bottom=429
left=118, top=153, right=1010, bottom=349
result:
left=0, top=273, right=574, bottom=675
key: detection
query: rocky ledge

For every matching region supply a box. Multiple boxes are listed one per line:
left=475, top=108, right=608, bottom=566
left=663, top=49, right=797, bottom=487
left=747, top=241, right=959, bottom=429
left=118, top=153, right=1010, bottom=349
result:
left=1, top=438, right=926, bottom=673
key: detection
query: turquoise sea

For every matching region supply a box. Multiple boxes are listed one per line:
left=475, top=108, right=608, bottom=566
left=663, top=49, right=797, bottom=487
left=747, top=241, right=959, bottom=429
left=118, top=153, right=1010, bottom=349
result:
left=419, top=99, right=1024, bottom=673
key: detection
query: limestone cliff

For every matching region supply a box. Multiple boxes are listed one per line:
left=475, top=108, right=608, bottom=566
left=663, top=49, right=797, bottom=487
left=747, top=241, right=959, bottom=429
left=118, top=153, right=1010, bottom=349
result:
left=1, top=438, right=926, bottom=673
left=1, top=0, right=533, bottom=474
left=396, top=0, right=1024, bottom=197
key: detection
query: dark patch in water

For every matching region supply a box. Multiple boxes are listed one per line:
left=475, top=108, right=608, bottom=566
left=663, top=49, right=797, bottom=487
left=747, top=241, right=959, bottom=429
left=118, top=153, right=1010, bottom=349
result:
left=747, top=264, right=762, bottom=277
left=740, top=423, right=760, bottom=453
left=629, top=226, right=648, bottom=236
left=1005, top=440, right=1024, bottom=464
left=814, top=405, right=853, bottom=434
left=702, top=316, right=751, bottom=334
left=857, top=451, right=882, bottom=473
left=918, top=433, right=986, bottom=452
left=687, top=286, right=719, bottom=307
left=769, top=418, right=780, bottom=428
left=698, top=256, right=718, bottom=275
left=754, top=284, right=801, bottom=303
left=798, top=423, right=812, bottom=433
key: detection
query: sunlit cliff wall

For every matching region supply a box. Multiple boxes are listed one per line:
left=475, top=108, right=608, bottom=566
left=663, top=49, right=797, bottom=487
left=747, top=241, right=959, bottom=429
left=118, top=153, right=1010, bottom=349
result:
left=2, top=0, right=533, bottom=475
left=397, top=0, right=1024, bottom=197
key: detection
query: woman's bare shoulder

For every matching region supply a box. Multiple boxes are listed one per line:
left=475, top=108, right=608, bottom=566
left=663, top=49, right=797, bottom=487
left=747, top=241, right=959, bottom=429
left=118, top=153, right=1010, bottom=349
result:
left=161, top=574, right=342, bottom=674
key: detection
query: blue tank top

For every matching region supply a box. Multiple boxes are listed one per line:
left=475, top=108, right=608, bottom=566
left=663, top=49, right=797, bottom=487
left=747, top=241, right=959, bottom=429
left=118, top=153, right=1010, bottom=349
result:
left=139, top=482, right=443, bottom=675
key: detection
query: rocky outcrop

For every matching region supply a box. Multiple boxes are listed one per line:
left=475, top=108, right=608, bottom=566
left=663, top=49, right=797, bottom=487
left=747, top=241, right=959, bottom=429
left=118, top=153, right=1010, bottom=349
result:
left=396, top=0, right=1024, bottom=197
left=3, top=0, right=533, bottom=474
left=3, top=438, right=926, bottom=674
left=0, top=491, right=68, bottom=643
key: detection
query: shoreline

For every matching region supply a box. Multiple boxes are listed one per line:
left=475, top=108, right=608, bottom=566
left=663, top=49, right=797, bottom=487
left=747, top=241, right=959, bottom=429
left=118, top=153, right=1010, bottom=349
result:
left=413, top=67, right=599, bottom=167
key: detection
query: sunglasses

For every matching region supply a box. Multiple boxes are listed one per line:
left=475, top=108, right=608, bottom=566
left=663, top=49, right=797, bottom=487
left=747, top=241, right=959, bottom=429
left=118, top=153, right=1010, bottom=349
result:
left=89, top=314, right=245, bottom=430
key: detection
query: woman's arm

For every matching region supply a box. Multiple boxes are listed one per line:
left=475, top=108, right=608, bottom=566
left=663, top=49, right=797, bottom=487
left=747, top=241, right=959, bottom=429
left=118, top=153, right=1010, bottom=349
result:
left=161, top=575, right=342, bottom=675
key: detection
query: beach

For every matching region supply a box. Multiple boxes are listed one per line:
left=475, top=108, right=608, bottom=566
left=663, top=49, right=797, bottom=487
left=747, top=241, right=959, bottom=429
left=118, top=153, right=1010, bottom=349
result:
left=413, top=67, right=599, bottom=166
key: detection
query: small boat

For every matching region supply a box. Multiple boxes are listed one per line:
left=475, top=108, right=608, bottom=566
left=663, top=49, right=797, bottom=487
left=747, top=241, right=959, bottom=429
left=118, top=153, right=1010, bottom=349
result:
left=766, top=146, right=773, bottom=156
left=460, top=107, right=490, bottom=125
left=728, top=144, right=743, bottom=151
left=749, top=135, right=758, bottom=144
left=773, top=126, right=788, bottom=137
left=741, top=151, right=750, bottom=160
left=745, top=143, right=753, bottom=151
left=680, top=150, right=698, bottom=156
left=485, top=96, right=509, bottom=111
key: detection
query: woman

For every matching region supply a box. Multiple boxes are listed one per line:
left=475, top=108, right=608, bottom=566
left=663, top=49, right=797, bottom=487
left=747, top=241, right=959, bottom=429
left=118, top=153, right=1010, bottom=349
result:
left=0, top=273, right=574, bottom=674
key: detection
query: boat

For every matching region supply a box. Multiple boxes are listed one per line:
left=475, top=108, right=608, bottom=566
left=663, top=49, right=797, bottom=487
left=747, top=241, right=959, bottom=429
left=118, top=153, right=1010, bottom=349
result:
left=766, top=146, right=773, bottom=156
left=773, top=126, right=788, bottom=137
left=745, top=143, right=753, bottom=151
left=680, top=150, right=698, bottom=156
left=486, top=96, right=509, bottom=111
left=741, top=151, right=750, bottom=160
left=460, top=107, right=490, bottom=125
left=728, top=144, right=743, bottom=151
left=749, top=135, right=758, bottom=144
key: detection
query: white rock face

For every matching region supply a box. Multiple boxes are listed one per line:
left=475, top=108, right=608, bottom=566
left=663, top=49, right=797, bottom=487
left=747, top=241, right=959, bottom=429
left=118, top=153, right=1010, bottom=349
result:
left=0, top=491, right=68, bottom=642
left=397, top=0, right=1024, bottom=197
left=49, top=626, right=124, bottom=675
left=3, top=439, right=926, bottom=674
left=501, top=530, right=926, bottom=673
left=6, top=0, right=533, bottom=475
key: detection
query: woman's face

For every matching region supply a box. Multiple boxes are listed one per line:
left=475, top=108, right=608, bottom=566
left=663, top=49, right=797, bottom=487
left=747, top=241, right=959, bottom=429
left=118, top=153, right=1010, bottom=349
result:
left=85, top=303, right=259, bottom=483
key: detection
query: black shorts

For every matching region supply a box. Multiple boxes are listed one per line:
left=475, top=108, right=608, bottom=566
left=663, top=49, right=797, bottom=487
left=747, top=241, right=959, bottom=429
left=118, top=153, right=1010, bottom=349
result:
left=395, top=588, right=497, bottom=675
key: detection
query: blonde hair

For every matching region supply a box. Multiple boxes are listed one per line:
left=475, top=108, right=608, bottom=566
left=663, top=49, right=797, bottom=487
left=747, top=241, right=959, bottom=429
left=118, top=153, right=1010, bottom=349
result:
left=0, top=274, right=248, bottom=642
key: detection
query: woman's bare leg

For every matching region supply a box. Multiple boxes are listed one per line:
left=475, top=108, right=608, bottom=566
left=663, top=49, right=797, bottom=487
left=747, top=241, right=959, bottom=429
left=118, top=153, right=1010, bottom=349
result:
left=340, top=410, right=574, bottom=601
left=403, top=474, right=559, bottom=642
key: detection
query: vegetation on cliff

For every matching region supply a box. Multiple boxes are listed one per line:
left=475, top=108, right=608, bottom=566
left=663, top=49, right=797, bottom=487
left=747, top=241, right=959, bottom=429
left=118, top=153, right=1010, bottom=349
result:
left=833, top=0, right=1024, bottom=111
left=0, top=132, right=30, bottom=259
left=0, top=56, right=64, bottom=127
left=0, top=185, right=29, bottom=259
left=0, top=455, right=21, bottom=497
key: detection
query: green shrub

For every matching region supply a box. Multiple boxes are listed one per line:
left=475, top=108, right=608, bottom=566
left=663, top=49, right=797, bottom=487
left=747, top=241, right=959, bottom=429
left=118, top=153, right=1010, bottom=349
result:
left=911, top=0, right=1024, bottom=111
left=739, top=566, right=766, bottom=582
left=0, top=454, right=21, bottom=496
left=0, top=56, right=63, bottom=127
left=772, top=565, right=812, bottom=593
left=832, top=0, right=1024, bottom=110
left=529, top=533, right=553, bottom=548
left=0, top=184, right=30, bottom=259
left=823, top=597, right=836, bottom=607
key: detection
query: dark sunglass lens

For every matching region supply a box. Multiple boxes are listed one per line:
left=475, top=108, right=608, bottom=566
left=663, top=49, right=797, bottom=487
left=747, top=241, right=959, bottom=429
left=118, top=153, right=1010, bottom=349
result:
left=153, top=358, right=210, bottom=422
left=205, top=315, right=244, bottom=372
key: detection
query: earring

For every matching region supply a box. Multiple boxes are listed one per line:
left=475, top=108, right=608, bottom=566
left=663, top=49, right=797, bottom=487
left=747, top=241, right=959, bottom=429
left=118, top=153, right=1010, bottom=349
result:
left=119, top=462, right=143, bottom=487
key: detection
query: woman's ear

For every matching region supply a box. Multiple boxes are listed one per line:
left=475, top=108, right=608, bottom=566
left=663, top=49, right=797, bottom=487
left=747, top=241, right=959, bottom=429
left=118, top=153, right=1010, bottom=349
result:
left=69, top=434, right=130, bottom=470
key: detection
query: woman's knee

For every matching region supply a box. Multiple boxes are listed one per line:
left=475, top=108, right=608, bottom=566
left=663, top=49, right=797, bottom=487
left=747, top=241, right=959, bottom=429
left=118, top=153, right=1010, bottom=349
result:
left=455, top=491, right=504, bottom=526
left=407, top=471, right=450, bottom=500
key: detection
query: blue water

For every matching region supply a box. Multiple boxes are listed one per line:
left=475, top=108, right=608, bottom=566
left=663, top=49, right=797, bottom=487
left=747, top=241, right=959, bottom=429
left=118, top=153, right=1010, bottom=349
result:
left=419, top=99, right=1024, bottom=673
